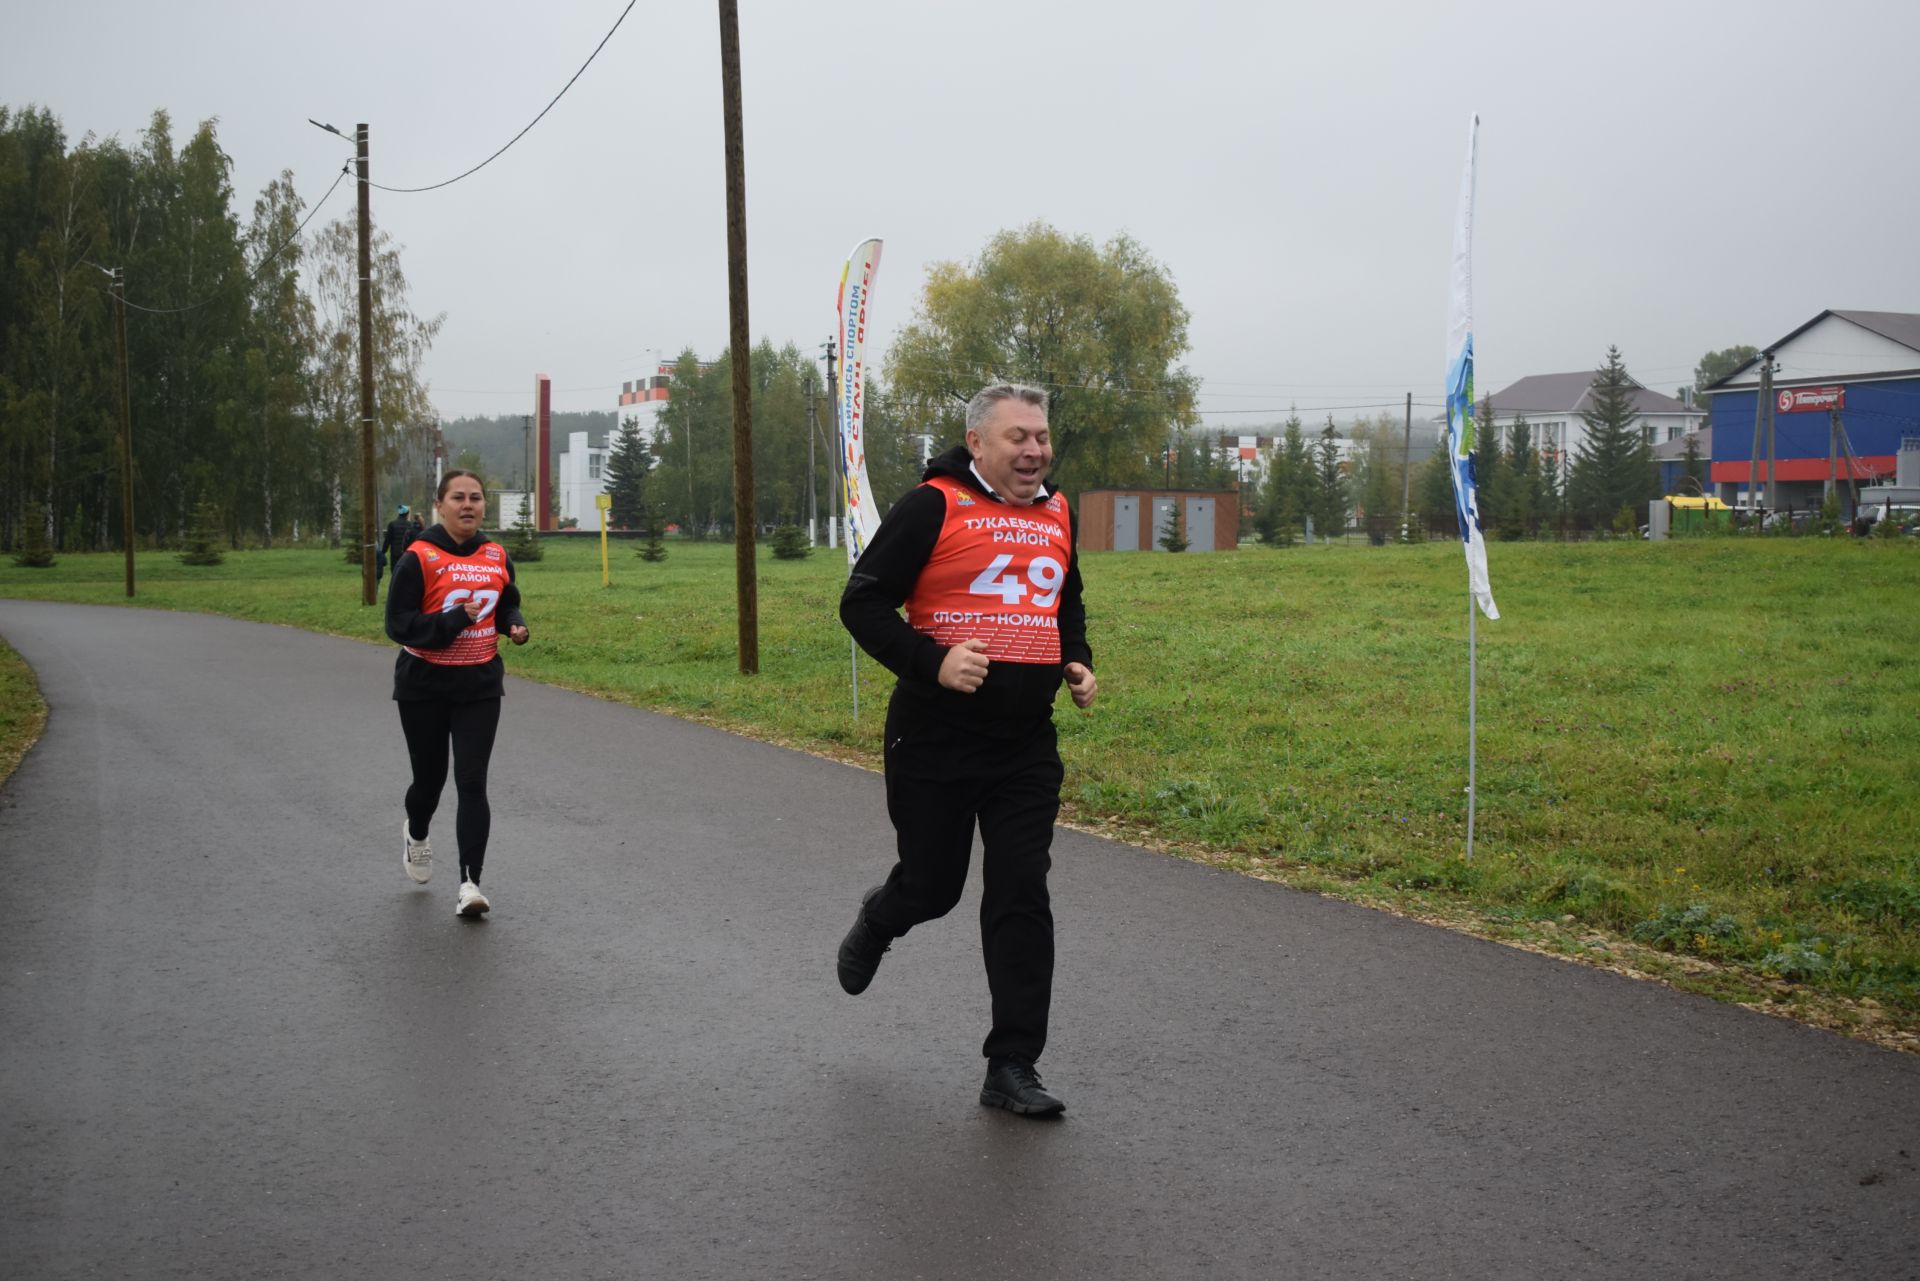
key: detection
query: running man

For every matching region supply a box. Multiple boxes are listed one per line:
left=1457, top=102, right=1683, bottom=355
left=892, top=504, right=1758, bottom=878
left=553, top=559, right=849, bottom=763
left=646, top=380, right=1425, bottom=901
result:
left=836, top=382, right=1097, bottom=1117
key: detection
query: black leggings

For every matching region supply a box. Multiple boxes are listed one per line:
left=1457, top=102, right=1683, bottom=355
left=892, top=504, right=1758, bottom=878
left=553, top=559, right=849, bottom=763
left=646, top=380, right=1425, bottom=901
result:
left=397, top=698, right=502, bottom=882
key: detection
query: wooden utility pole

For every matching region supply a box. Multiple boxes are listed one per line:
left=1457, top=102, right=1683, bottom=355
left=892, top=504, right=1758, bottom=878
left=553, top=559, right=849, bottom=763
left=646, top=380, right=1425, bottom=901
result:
left=1835, top=409, right=1866, bottom=518
left=1827, top=405, right=1840, bottom=506
left=824, top=336, right=842, bottom=547
left=356, top=123, right=377, bottom=605
left=718, top=0, right=757, bottom=674
left=1748, top=353, right=1773, bottom=529
left=804, top=372, right=818, bottom=544
left=1399, top=390, right=1414, bottom=541
left=111, top=269, right=135, bottom=597
left=1763, top=363, right=1779, bottom=514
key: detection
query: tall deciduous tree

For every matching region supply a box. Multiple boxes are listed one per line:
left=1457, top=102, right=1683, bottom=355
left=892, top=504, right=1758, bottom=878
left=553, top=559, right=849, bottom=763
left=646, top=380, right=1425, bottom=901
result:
left=6, top=129, right=109, bottom=549
left=0, top=105, right=442, bottom=553
left=648, top=344, right=925, bottom=540
left=227, top=170, right=316, bottom=545
left=127, top=113, right=251, bottom=544
left=1568, top=345, right=1655, bottom=527
left=1689, top=344, right=1758, bottom=411
left=310, top=217, right=443, bottom=543
left=649, top=350, right=730, bottom=538
left=859, top=377, right=925, bottom=515
left=885, top=222, right=1198, bottom=495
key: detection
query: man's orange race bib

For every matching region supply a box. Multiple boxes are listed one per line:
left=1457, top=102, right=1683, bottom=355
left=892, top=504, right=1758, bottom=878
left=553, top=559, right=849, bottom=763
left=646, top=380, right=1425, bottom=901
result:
left=403, top=541, right=510, bottom=666
left=904, top=477, right=1072, bottom=665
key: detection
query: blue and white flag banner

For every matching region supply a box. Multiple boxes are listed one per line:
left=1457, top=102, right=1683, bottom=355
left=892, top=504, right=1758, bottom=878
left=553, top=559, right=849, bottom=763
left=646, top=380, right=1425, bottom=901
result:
left=1446, top=114, right=1499, bottom=621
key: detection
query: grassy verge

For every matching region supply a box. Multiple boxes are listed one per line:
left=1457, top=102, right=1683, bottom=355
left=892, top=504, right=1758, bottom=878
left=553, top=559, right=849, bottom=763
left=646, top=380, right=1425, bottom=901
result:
left=0, top=636, right=47, bottom=783
left=5, top=535, right=1917, bottom=1047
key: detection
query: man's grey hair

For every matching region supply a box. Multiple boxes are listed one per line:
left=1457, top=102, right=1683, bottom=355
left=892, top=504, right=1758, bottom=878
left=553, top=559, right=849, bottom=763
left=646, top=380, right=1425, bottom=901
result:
left=964, top=382, right=1048, bottom=434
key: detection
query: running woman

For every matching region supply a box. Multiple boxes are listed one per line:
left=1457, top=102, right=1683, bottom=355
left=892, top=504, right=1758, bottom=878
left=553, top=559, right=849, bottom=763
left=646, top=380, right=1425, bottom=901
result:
left=383, top=469, right=530, bottom=917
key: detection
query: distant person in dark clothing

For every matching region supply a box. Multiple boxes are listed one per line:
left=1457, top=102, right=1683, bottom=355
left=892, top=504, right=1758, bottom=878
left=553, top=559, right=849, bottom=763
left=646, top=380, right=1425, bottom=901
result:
left=377, top=505, right=416, bottom=584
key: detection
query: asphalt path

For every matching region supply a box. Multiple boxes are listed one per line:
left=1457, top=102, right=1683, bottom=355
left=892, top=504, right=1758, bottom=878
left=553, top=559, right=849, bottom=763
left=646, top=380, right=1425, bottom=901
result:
left=1, top=599, right=1915, bottom=1280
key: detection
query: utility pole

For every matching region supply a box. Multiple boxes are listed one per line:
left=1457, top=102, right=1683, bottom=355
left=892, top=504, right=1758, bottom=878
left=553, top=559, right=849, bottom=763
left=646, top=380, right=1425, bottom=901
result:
left=824, top=336, right=842, bottom=549
left=356, top=123, right=377, bottom=605
left=1835, top=410, right=1865, bottom=519
left=1399, top=390, right=1414, bottom=542
left=804, top=372, right=818, bottom=545
left=1827, top=405, right=1840, bottom=507
left=111, top=268, right=135, bottom=597
left=1763, top=361, right=1779, bottom=514
left=522, top=414, right=532, bottom=498
left=718, top=0, right=757, bottom=675
left=1747, top=352, right=1773, bottom=529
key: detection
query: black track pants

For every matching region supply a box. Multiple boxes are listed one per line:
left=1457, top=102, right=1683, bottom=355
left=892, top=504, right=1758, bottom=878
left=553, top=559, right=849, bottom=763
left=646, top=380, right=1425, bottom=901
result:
left=867, top=696, right=1063, bottom=1064
left=397, top=697, right=502, bottom=882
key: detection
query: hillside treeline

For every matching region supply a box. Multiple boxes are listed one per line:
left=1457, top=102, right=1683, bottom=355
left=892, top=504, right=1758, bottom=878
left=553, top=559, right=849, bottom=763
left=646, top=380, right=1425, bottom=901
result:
left=0, top=104, right=440, bottom=553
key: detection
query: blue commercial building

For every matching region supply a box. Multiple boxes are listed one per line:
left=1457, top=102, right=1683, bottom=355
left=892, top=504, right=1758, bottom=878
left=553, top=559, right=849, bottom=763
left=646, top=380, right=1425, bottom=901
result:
left=1705, top=310, right=1920, bottom=514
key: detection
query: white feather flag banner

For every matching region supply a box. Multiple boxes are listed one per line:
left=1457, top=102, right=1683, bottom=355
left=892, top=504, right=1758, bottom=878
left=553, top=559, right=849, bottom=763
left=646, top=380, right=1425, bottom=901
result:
left=836, top=238, right=884, bottom=565
left=1446, top=115, right=1499, bottom=621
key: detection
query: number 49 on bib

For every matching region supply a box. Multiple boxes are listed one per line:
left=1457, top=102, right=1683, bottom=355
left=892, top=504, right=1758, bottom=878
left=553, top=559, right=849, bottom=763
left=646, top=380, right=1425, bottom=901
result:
left=968, top=554, right=1064, bottom=608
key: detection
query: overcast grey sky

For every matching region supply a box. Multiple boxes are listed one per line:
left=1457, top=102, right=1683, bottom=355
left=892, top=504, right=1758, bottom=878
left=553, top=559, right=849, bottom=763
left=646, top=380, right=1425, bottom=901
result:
left=7, top=0, right=1916, bottom=429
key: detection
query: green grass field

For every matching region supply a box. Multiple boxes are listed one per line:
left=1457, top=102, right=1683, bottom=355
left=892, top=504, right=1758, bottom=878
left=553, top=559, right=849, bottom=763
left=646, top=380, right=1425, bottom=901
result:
left=0, top=635, right=46, bottom=783
left=4, top=535, right=1917, bottom=1041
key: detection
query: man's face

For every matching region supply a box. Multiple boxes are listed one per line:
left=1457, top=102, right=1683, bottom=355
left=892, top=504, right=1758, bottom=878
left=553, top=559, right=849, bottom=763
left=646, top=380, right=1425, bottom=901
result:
left=967, top=398, right=1052, bottom=503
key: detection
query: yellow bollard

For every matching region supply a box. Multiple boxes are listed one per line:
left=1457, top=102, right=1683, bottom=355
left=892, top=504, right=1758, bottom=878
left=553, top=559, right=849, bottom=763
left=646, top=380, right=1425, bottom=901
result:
left=596, top=492, right=612, bottom=587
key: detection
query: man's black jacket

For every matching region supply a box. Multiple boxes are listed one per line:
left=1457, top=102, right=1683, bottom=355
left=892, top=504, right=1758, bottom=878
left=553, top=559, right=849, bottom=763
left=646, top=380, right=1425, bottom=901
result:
left=840, top=445, right=1090, bottom=737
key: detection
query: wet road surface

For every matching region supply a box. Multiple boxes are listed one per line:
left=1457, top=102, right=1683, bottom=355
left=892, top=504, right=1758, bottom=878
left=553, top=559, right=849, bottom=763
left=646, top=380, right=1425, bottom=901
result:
left=1, top=600, right=1916, bottom=1279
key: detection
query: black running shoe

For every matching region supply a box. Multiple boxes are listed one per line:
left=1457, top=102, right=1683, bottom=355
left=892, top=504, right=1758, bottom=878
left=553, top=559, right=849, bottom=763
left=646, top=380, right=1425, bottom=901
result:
left=836, top=886, right=891, bottom=995
left=980, top=1060, right=1065, bottom=1117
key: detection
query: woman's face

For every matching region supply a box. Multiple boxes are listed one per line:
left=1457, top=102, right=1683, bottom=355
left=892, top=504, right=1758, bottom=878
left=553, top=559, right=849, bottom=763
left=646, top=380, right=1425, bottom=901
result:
left=438, top=478, right=485, bottom=539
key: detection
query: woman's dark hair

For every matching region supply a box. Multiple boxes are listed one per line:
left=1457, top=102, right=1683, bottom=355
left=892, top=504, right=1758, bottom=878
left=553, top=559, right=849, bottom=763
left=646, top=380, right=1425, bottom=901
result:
left=436, top=469, right=485, bottom=502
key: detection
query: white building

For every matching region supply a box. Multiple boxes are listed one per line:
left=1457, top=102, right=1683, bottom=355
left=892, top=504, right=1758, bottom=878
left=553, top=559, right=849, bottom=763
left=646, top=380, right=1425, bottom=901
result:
left=617, top=365, right=676, bottom=449
left=489, top=489, right=532, bottom=532
left=557, top=430, right=612, bottom=529
left=1483, top=371, right=1704, bottom=473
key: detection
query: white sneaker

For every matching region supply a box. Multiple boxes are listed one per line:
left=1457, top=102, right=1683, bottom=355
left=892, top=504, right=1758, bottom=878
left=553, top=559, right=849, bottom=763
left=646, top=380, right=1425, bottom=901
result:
left=456, top=880, right=491, bottom=917
left=403, top=821, right=432, bottom=884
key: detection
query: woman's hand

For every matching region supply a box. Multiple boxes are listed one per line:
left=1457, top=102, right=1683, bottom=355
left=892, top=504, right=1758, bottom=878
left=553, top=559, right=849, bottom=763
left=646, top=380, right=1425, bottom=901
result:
left=508, top=624, right=530, bottom=645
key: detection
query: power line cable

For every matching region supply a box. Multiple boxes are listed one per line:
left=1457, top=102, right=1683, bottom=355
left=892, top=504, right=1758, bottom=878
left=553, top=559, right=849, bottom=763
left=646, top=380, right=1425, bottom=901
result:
left=367, top=0, right=637, bottom=194
left=1194, top=402, right=1444, bottom=416
left=94, top=163, right=352, bottom=315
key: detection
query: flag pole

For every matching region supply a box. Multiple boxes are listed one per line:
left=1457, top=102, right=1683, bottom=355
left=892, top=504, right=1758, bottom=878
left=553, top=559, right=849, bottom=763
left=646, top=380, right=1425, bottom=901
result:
left=1446, top=112, right=1495, bottom=863
left=1467, top=593, right=1477, bottom=861
left=836, top=238, right=885, bottom=725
